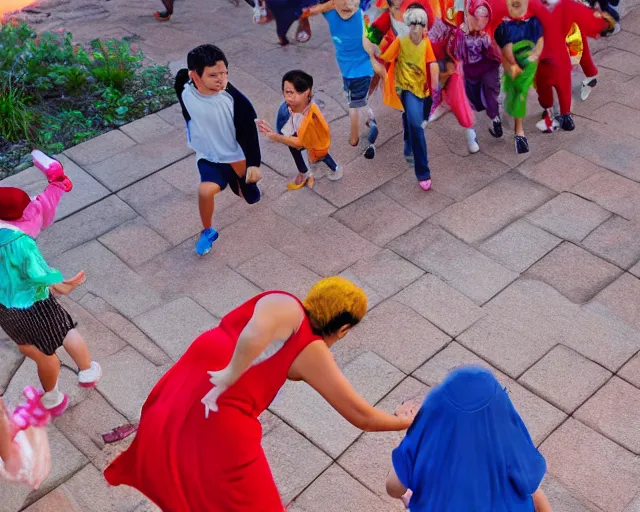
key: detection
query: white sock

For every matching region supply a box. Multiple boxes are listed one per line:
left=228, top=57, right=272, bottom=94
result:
left=41, top=387, right=64, bottom=409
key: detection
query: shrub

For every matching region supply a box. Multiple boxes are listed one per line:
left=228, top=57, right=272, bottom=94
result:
left=0, top=20, right=175, bottom=177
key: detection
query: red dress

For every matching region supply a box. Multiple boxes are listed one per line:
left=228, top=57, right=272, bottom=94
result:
left=104, top=291, right=320, bottom=511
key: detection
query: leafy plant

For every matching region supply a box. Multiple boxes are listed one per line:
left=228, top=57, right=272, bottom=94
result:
left=0, top=20, right=175, bottom=177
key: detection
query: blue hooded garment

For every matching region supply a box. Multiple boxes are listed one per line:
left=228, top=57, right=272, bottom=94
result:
left=393, top=366, right=546, bottom=512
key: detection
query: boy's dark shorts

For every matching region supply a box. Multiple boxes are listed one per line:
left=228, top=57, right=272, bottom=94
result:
left=343, top=76, right=372, bottom=109
left=197, top=159, right=261, bottom=204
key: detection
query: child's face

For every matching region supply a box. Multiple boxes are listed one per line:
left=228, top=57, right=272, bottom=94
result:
left=468, top=6, right=490, bottom=31
left=408, top=21, right=425, bottom=40
left=507, top=0, right=528, bottom=18
left=335, top=0, right=360, bottom=19
left=283, top=81, right=311, bottom=112
left=191, top=60, right=228, bottom=94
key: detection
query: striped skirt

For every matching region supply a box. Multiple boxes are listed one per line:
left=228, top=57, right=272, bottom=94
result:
left=0, top=295, right=76, bottom=356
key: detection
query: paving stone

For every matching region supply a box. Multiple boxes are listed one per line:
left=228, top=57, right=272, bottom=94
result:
left=262, top=414, right=332, bottom=506
left=596, top=47, right=640, bottom=76
left=99, top=218, right=171, bottom=268
left=155, top=103, right=185, bottom=131
left=570, top=122, right=640, bottom=183
left=573, top=169, right=640, bottom=223
left=0, top=338, right=24, bottom=394
left=540, top=475, right=599, bottom=512
left=117, top=174, right=203, bottom=246
left=332, top=190, right=422, bottom=246
left=412, top=342, right=566, bottom=445
left=339, top=250, right=424, bottom=299
left=582, top=216, right=640, bottom=269
left=97, top=346, right=167, bottom=421
left=626, top=494, right=640, bottom=512
left=0, top=469, right=32, bottom=512
left=575, top=377, right=640, bottom=454
left=590, top=102, right=640, bottom=140
left=237, top=247, right=322, bottom=299
left=29, top=425, right=88, bottom=503
left=540, top=419, right=640, bottom=512
left=78, top=294, right=171, bottom=366
left=592, top=273, right=640, bottom=330
left=270, top=188, right=337, bottom=229
left=333, top=300, right=450, bottom=372
left=526, top=242, right=622, bottom=303
left=519, top=345, right=612, bottom=413
left=119, top=114, right=176, bottom=144
left=156, top=154, right=201, bottom=196
left=137, top=242, right=262, bottom=318
left=337, top=268, right=386, bottom=312
left=54, top=296, right=127, bottom=368
left=52, top=241, right=163, bottom=318
left=62, top=463, right=145, bottom=512
left=619, top=352, right=640, bottom=388
left=294, top=464, right=397, bottom=512
left=519, top=149, right=603, bottom=192
left=131, top=500, right=162, bottom=512
left=280, top=217, right=379, bottom=277
left=380, top=169, right=454, bottom=219
left=338, top=377, right=429, bottom=503
left=64, top=130, right=137, bottom=167
left=38, top=195, right=138, bottom=260
left=433, top=172, right=555, bottom=244
left=388, top=223, right=518, bottom=304
left=394, top=274, right=485, bottom=337
left=22, top=487, right=81, bottom=512
left=427, top=150, right=511, bottom=202
left=459, top=279, right=639, bottom=376
left=54, top=392, right=129, bottom=465
left=313, top=134, right=407, bottom=208
left=84, top=133, right=193, bottom=192
left=479, top=219, right=561, bottom=272
left=528, top=193, right=612, bottom=243
left=133, top=297, right=218, bottom=362
left=270, top=351, right=404, bottom=458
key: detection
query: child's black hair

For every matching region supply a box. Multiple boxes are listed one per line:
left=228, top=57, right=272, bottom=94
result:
left=187, top=44, right=229, bottom=77
left=282, top=70, right=314, bottom=93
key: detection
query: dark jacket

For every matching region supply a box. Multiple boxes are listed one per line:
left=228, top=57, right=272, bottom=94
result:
left=174, top=69, right=261, bottom=168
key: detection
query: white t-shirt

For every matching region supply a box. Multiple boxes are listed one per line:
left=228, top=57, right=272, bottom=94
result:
left=181, top=83, right=246, bottom=163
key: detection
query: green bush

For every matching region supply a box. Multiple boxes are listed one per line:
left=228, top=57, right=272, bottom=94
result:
left=0, top=20, right=175, bottom=177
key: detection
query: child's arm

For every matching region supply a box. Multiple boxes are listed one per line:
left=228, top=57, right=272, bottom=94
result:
left=529, top=36, right=544, bottom=61
left=17, top=182, right=67, bottom=239
left=532, top=488, right=552, bottom=512
left=49, top=271, right=86, bottom=295
left=302, top=0, right=334, bottom=17
left=256, top=120, right=304, bottom=149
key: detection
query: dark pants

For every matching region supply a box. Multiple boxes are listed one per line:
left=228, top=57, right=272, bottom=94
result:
left=400, top=90, right=432, bottom=181
left=289, top=147, right=338, bottom=174
left=465, top=67, right=501, bottom=120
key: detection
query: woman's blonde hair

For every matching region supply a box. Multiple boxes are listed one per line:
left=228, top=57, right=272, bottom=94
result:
left=303, top=277, right=367, bottom=336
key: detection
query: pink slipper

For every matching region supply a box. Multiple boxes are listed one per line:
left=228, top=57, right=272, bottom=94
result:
left=43, top=394, right=69, bottom=419
left=102, top=424, right=137, bottom=444
left=419, top=179, right=432, bottom=191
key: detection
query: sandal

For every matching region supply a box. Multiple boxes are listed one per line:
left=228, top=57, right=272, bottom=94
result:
left=102, top=424, right=138, bottom=444
left=295, top=19, right=311, bottom=43
left=287, top=172, right=315, bottom=190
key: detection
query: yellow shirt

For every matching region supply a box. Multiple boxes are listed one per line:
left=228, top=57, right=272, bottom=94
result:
left=380, top=36, right=436, bottom=100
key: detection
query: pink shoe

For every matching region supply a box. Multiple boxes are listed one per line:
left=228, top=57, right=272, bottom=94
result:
left=42, top=394, right=69, bottom=418
left=419, top=179, right=432, bottom=191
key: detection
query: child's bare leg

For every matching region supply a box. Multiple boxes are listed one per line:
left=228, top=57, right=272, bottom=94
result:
left=198, top=182, right=221, bottom=230
left=17, top=345, right=60, bottom=392
left=61, top=329, right=90, bottom=371
left=349, top=108, right=359, bottom=146
left=514, top=117, right=524, bottom=136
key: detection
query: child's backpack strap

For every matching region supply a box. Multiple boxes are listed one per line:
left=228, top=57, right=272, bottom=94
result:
left=174, top=68, right=191, bottom=123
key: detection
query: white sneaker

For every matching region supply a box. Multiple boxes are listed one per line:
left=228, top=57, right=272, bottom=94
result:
left=327, top=165, right=343, bottom=181
left=466, top=128, right=480, bottom=154
left=612, top=22, right=621, bottom=35
left=428, top=104, right=448, bottom=122
left=78, top=361, right=102, bottom=388
left=581, top=77, right=597, bottom=101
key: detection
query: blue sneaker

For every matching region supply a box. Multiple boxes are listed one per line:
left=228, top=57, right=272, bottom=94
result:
left=195, top=228, right=219, bottom=256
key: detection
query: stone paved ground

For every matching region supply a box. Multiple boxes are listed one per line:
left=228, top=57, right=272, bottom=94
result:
left=2, top=1, right=640, bottom=510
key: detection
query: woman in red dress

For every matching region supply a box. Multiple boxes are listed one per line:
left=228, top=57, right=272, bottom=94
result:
left=104, top=277, right=412, bottom=511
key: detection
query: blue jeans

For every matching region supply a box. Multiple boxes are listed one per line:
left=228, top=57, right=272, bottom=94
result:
left=400, top=90, right=432, bottom=181
left=289, top=147, right=338, bottom=173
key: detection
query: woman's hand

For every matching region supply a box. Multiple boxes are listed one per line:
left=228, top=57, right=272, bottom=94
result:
left=50, top=271, right=86, bottom=295
left=202, top=367, right=236, bottom=413
left=395, top=399, right=420, bottom=422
